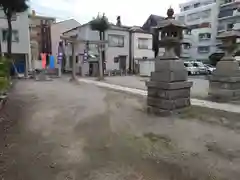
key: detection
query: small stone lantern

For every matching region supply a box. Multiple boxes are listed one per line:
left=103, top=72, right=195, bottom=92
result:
left=146, top=7, right=193, bottom=115
left=209, top=30, right=240, bottom=101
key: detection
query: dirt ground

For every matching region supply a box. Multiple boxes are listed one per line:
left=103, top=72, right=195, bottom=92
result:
left=1, top=78, right=240, bottom=180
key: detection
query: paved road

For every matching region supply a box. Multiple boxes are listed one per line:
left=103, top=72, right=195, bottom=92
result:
left=101, top=76, right=209, bottom=99
left=1, top=78, right=240, bottom=180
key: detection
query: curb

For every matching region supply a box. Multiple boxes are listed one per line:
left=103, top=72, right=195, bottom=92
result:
left=78, top=78, right=240, bottom=114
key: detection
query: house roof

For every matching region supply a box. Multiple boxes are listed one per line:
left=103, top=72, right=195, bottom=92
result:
left=63, top=21, right=130, bottom=35
left=142, top=14, right=165, bottom=31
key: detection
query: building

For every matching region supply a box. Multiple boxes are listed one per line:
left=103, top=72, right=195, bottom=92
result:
left=176, top=0, right=219, bottom=62
left=217, top=0, right=240, bottom=33
left=129, top=26, right=154, bottom=75
left=51, top=19, right=80, bottom=59
left=63, top=20, right=131, bottom=74
left=29, top=10, right=55, bottom=60
left=0, top=10, right=31, bottom=73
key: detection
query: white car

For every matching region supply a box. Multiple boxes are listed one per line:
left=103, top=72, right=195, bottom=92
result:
left=204, top=64, right=216, bottom=74
left=192, top=61, right=207, bottom=74
left=184, top=62, right=199, bottom=75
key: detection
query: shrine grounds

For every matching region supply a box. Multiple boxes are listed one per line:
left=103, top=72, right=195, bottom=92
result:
left=1, top=78, right=240, bottom=180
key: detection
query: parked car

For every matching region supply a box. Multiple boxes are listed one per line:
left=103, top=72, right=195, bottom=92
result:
left=184, top=62, right=199, bottom=75
left=192, top=61, right=207, bottom=74
left=204, top=64, right=216, bottom=74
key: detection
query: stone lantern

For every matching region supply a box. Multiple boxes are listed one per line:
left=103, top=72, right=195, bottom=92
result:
left=209, top=30, right=240, bottom=101
left=146, top=7, right=193, bottom=115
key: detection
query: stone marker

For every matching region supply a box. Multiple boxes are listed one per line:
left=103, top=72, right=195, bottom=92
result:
left=146, top=7, right=193, bottom=115
left=209, top=30, right=240, bottom=102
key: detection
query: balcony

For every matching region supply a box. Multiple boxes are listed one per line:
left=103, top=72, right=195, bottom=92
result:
left=218, top=9, right=240, bottom=20
left=220, top=0, right=240, bottom=7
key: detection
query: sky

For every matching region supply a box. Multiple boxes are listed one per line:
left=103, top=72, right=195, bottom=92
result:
left=30, top=0, right=187, bottom=26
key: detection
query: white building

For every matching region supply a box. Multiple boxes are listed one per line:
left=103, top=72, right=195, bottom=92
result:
left=0, top=10, right=31, bottom=71
left=129, top=26, right=155, bottom=76
left=63, top=23, right=130, bottom=75
left=176, top=0, right=219, bottom=62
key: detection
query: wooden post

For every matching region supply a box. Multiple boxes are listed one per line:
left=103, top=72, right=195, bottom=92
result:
left=71, top=42, right=77, bottom=81
left=98, top=40, right=104, bottom=80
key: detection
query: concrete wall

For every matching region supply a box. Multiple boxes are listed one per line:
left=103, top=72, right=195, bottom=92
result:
left=0, top=10, right=30, bottom=55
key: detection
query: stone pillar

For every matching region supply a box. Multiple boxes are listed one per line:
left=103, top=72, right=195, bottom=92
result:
left=209, top=31, right=240, bottom=102
left=146, top=57, right=192, bottom=115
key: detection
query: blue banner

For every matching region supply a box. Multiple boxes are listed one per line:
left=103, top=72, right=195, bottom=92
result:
left=49, top=55, right=55, bottom=69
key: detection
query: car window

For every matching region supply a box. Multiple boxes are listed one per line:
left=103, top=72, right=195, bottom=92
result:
left=193, top=63, right=199, bottom=67
left=184, top=63, right=188, bottom=67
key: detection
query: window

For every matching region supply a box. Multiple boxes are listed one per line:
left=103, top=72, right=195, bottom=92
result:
left=227, top=23, right=234, bottom=30
left=184, top=6, right=190, bottom=11
left=2, top=29, right=19, bottom=42
left=138, top=38, right=149, bottom=49
left=183, top=43, right=191, bottom=49
left=199, top=33, right=211, bottom=41
left=218, top=9, right=234, bottom=18
left=198, top=46, right=210, bottom=53
left=108, top=34, right=124, bottom=47
left=194, top=3, right=200, bottom=8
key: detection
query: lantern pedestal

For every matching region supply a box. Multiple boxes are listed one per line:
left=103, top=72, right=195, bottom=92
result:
left=145, top=8, right=192, bottom=116
left=209, top=60, right=240, bottom=101
left=208, top=30, right=240, bottom=102
left=146, top=58, right=192, bottom=115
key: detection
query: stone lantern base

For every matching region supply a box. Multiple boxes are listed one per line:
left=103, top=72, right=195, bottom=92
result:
left=146, top=59, right=193, bottom=115
left=209, top=59, right=240, bottom=101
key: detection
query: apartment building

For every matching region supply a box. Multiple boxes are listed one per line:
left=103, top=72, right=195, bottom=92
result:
left=0, top=10, right=31, bottom=73
left=177, top=0, right=219, bottom=62
left=217, top=0, right=240, bottom=32
left=29, top=10, right=55, bottom=60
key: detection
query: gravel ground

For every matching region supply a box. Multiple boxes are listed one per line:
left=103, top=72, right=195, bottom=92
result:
left=1, top=78, right=240, bottom=180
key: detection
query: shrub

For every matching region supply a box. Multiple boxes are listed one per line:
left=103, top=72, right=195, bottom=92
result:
left=0, top=57, right=10, bottom=93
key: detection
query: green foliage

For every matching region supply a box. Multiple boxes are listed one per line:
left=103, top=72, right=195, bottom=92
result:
left=0, top=0, right=28, bottom=16
left=90, top=13, right=110, bottom=33
left=0, top=57, right=10, bottom=92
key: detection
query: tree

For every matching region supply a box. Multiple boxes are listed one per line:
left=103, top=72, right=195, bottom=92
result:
left=0, top=0, right=28, bottom=57
left=90, top=13, right=109, bottom=80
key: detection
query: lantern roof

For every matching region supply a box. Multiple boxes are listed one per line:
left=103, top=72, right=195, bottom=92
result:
left=217, top=30, right=240, bottom=39
left=154, top=7, right=187, bottom=30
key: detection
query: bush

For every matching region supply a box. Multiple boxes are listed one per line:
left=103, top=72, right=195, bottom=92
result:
left=0, top=57, right=10, bottom=93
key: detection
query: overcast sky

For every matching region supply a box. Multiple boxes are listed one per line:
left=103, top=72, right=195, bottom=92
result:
left=30, top=0, right=187, bottom=26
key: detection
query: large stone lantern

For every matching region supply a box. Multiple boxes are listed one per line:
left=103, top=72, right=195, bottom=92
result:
left=209, top=30, right=240, bottom=101
left=146, top=7, right=193, bottom=115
